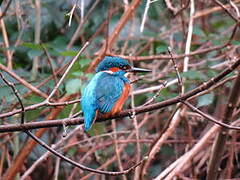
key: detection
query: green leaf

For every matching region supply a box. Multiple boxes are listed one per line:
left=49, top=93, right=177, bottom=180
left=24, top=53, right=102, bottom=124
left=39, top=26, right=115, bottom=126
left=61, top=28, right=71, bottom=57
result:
left=71, top=72, right=84, bottom=76
left=0, top=58, right=4, bottom=64
left=67, top=146, right=77, bottom=156
left=193, top=26, right=205, bottom=37
left=27, top=49, right=43, bottom=59
left=25, top=94, right=45, bottom=105
left=207, top=69, right=218, bottom=78
left=59, top=51, right=78, bottom=57
left=22, top=43, right=43, bottom=50
left=231, top=40, right=240, bottom=45
left=65, top=78, right=82, bottom=94
left=212, top=39, right=222, bottom=46
left=212, top=20, right=227, bottom=29
left=156, top=44, right=167, bottom=54
left=88, top=123, right=106, bottom=136
left=197, top=93, right=214, bottom=107
left=79, top=58, right=91, bottom=68
left=181, top=70, right=206, bottom=80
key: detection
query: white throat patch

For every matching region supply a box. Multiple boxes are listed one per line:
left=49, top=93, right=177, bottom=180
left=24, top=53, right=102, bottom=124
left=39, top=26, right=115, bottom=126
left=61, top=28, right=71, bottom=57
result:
left=102, top=70, right=114, bottom=74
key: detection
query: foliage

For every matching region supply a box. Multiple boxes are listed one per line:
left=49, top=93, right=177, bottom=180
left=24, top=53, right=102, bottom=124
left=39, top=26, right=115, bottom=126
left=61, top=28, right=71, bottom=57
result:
left=0, top=0, right=240, bottom=179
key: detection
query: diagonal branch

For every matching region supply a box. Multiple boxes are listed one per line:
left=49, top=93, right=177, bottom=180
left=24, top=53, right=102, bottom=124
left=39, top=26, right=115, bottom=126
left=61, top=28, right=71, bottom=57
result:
left=1, top=55, right=240, bottom=133
left=0, top=63, right=48, bottom=98
left=25, top=130, right=145, bottom=176
left=0, top=65, right=145, bottom=177
left=87, top=0, right=141, bottom=72
left=206, top=69, right=240, bottom=179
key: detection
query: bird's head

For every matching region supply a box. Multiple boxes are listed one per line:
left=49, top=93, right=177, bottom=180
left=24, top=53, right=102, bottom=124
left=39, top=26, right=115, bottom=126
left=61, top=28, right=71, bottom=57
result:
left=96, top=56, right=151, bottom=74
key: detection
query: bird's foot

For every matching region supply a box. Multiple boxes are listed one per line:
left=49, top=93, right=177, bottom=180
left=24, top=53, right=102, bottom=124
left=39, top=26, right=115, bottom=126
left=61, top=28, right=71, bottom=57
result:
left=128, top=111, right=136, bottom=119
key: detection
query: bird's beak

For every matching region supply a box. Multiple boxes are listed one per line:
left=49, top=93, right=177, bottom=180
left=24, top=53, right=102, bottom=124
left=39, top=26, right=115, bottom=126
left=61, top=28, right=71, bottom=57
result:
left=128, top=67, right=151, bottom=73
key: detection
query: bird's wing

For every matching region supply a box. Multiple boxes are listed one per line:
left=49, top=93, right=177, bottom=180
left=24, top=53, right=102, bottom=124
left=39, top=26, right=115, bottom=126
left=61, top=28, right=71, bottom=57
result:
left=81, top=73, right=101, bottom=131
left=95, top=73, right=124, bottom=114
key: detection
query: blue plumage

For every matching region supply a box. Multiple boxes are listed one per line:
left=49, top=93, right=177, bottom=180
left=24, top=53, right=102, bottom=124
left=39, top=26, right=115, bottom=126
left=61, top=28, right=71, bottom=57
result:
left=81, top=56, right=150, bottom=131
left=81, top=56, right=130, bottom=131
left=96, top=56, right=130, bottom=72
left=96, top=73, right=125, bottom=113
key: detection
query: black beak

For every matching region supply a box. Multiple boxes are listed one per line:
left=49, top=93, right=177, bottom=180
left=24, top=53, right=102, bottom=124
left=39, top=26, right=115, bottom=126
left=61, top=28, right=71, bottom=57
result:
left=128, top=67, right=151, bottom=73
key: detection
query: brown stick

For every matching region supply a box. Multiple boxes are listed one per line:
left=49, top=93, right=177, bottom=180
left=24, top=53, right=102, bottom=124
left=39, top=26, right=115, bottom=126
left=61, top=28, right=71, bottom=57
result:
left=3, top=95, right=75, bottom=180
left=206, top=71, right=240, bottom=179
left=1, top=56, right=240, bottom=132
left=87, top=0, right=141, bottom=72
left=0, top=63, right=48, bottom=98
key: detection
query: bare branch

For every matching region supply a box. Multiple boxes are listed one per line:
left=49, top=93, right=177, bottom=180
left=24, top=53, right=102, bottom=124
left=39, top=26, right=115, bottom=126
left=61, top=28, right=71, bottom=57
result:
left=1, top=55, right=240, bottom=132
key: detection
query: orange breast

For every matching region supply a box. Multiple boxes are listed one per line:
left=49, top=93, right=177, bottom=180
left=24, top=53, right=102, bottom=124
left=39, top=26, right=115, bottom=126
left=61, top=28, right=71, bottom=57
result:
left=102, top=83, right=131, bottom=118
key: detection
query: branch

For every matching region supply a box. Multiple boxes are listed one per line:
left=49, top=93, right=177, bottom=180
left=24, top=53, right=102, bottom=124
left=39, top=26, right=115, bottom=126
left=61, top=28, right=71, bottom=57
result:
left=0, top=0, right=13, bottom=20
left=181, top=100, right=240, bottom=130
left=0, top=42, right=89, bottom=118
left=0, top=8, right=12, bottom=69
left=0, top=72, right=25, bottom=124
left=206, top=70, right=240, bottom=179
left=0, top=63, right=48, bottom=98
left=25, top=130, right=145, bottom=176
left=109, top=21, right=239, bottom=61
left=31, top=0, right=41, bottom=80
left=0, top=62, right=145, bottom=178
left=67, top=0, right=101, bottom=49
left=46, top=42, right=89, bottom=101
left=214, top=0, right=240, bottom=22
left=87, top=0, right=141, bottom=72
left=1, top=55, right=240, bottom=132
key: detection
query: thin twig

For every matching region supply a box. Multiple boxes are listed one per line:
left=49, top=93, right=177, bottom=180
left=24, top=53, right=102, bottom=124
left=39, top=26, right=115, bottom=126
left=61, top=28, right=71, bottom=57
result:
left=1, top=55, right=240, bottom=132
left=20, top=125, right=83, bottom=179
left=87, top=0, right=141, bottom=72
left=46, top=42, right=89, bottom=101
left=112, top=120, right=128, bottom=180
left=66, top=3, right=76, bottom=27
left=31, top=0, right=41, bottom=80
left=0, top=63, right=48, bottom=98
left=174, top=0, right=190, bottom=16
left=214, top=0, right=239, bottom=22
left=0, top=9, right=12, bottom=69
left=25, top=130, right=145, bottom=175
left=67, top=0, right=101, bottom=49
left=40, top=44, right=58, bottom=86
left=0, top=0, right=13, bottom=19
left=130, top=78, right=141, bottom=180
left=181, top=100, right=240, bottom=130
left=140, top=0, right=151, bottom=33
left=110, top=21, right=238, bottom=61
left=229, top=0, right=240, bottom=17
left=0, top=72, right=25, bottom=124
left=168, top=47, right=182, bottom=93
left=165, top=0, right=178, bottom=14
left=206, top=71, right=240, bottom=179
left=0, top=59, right=145, bottom=177
left=155, top=124, right=220, bottom=179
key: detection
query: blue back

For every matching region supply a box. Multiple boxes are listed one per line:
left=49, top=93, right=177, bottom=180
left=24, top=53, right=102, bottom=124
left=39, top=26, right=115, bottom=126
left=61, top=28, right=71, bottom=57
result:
left=81, top=72, right=130, bottom=131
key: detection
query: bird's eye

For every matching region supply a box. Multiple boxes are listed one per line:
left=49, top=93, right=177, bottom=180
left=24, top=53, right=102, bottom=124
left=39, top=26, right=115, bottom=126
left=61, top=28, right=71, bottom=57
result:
left=122, top=66, right=128, bottom=70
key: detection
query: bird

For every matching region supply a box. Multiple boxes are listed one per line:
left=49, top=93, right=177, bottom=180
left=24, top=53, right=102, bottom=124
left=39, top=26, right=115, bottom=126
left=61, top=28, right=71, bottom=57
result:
left=81, top=56, right=151, bottom=131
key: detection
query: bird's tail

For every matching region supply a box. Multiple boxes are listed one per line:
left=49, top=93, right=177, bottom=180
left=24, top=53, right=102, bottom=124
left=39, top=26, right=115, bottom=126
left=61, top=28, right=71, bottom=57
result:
left=83, top=109, right=97, bottom=131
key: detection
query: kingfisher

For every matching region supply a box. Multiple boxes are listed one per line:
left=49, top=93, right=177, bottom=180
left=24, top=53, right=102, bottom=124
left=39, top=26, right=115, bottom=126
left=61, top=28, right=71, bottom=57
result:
left=81, top=56, right=151, bottom=131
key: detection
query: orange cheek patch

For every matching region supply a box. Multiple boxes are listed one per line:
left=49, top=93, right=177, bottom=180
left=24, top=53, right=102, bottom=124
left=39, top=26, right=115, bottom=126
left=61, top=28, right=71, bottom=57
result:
left=109, top=67, right=120, bottom=72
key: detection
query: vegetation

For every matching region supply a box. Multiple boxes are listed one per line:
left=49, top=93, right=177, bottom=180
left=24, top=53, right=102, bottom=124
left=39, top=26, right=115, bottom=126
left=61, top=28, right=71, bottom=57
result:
left=0, top=0, right=240, bottom=179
